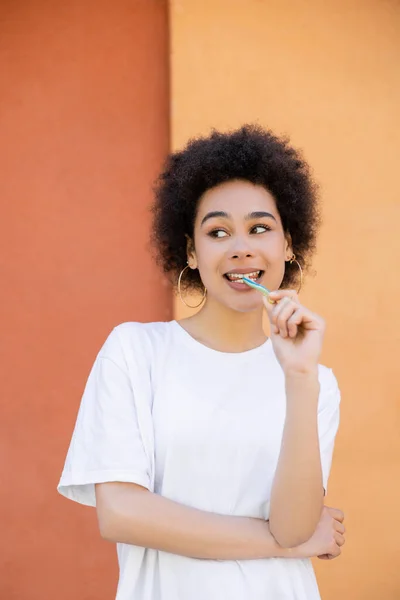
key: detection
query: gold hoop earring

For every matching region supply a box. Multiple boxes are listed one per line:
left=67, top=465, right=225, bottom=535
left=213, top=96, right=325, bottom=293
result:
left=177, top=264, right=207, bottom=309
left=288, top=254, right=303, bottom=294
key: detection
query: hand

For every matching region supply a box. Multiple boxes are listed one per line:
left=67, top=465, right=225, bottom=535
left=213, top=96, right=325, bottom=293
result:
left=263, top=290, right=325, bottom=375
left=293, top=506, right=346, bottom=560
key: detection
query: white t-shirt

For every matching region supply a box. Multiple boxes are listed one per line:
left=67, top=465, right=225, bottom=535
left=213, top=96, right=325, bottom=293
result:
left=58, top=320, right=341, bottom=600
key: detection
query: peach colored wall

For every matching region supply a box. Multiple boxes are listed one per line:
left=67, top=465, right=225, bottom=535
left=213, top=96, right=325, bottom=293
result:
left=0, top=2, right=169, bottom=599
left=171, top=1, right=400, bottom=598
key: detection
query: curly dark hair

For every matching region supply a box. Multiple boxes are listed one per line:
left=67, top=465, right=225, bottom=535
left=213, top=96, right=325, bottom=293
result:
left=150, top=124, right=321, bottom=292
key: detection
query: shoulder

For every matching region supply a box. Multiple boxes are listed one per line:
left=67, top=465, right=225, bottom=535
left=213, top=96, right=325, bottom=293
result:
left=112, top=320, right=174, bottom=347
left=98, top=320, right=174, bottom=368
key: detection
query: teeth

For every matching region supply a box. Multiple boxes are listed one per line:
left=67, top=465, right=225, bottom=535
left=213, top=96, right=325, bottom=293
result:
left=226, top=270, right=261, bottom=282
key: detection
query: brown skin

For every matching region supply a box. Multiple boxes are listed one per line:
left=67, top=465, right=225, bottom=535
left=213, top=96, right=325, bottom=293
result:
left=96, top=482, right=345, bottom=560
left=183, top=179, right=293, bottom=352
left=96, top=178, right=345, bottom=557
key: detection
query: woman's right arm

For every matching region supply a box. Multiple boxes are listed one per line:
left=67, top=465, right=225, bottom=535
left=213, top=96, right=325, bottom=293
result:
left=95, top=482, right=286, bottom=560
left=95, top=483, right=345, bottom=561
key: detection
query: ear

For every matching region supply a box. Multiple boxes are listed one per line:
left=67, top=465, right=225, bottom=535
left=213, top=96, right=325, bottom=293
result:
left=284, top=232, right=293, bottom=261
left=185, top=234, right=197, bottom=269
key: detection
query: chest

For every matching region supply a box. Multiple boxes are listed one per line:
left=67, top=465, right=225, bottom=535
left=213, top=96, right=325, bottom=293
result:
left=152, top=355, right=287, bottom=505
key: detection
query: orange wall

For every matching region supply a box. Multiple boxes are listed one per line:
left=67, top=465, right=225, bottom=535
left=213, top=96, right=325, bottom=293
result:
left=171, top=1, right=400, bottom=598
left=0, top=2, right=169, bottom=599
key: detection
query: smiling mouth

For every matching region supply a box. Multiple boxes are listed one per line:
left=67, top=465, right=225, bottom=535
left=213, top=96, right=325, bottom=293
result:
left=224, top=270, right=264, bottom=283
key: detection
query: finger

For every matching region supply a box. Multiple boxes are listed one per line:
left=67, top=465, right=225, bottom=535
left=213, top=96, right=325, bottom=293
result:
left=262, top=295, right=277, bottom=319
left=274, top=298, right=297, bottom=338
left=334, top=532, right=345, bottom=547
left=327, top=507, right=345, bottom=523
left=262, top=297, right=280, bottom=333
left=334, top=521, right=346, bottom=535
left=317, top=544, right=341, bottom=560
left=264, top=296, right=289, bottom=333
left=268, top=289, right=300, bottom=304
left=286, top=308, right=307, bottom=338
left=271, top=297, right=323, bottom=335
left=318, top=553, right=339, bottom=560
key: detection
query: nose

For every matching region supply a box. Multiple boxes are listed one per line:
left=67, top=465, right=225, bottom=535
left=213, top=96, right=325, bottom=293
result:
left=229, top=237, right=255, bottom=260
left=231, top=250, right=253, bottom=259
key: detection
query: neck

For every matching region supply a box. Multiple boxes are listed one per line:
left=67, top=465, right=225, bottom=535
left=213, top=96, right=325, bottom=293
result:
left=179, top=298, right=267, bottom=353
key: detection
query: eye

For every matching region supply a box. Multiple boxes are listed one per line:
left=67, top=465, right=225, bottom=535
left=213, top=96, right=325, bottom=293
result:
left=251, top=224, right=271, bottom=234
left=208, top=228, right=229, bottom=238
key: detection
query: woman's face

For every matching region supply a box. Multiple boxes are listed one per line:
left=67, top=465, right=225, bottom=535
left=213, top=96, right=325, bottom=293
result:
left=188, top=179, right=292, bottom=313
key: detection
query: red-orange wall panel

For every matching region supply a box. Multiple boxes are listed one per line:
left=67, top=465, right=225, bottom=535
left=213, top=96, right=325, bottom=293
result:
left=0, top=2, right=169, bottom=598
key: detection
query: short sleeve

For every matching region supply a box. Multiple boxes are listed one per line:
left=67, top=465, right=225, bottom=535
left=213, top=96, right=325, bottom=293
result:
left=57, top=328, right=151, bottom=507
left=318, top=368, right=341, bottom=493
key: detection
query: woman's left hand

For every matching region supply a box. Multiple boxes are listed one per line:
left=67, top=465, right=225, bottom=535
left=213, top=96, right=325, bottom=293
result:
left=263, top=290, right=326, bottom=375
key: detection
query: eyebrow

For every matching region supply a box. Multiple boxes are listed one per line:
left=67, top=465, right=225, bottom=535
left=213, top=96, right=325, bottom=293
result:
left=200, top=210, right=277, bottom=226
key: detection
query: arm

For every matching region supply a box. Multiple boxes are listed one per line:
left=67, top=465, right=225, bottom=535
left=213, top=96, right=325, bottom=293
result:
left=96, top=483, right=345, bottom=561
left=263, top=290, right=329, bottom=548
left=269, top=371, right=324, bottom=548
left=95, top=482, right=289, bottom=560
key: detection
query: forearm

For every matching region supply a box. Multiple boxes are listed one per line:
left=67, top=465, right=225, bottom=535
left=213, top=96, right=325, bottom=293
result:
left=96, top=482, right=290, bottom=560
left=269, top=371, right=324, bottom=548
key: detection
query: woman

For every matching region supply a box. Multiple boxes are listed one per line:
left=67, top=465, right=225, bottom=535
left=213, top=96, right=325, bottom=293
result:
left=58, top=125, right=345, bottom=599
